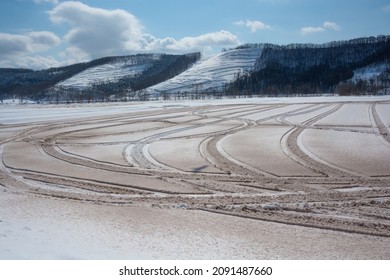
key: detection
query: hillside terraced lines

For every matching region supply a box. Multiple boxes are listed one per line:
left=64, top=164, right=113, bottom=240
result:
left=58, top=60, right=152, bottom=89
left=149, top=47, right=263, bottom=93
left=1, top=99, right=390, bottom=239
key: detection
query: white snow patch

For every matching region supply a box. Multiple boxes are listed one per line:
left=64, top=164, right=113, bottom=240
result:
left=1, top=99, right=37, bottom=105
left=351, top=62, right=389, bottom=81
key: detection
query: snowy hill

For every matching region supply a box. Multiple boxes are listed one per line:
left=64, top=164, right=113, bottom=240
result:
left=57, top=55, right=159, bottom=89
left=56, top=53, right=201, bottom=92
left=148, top=47, right=263, bottom=94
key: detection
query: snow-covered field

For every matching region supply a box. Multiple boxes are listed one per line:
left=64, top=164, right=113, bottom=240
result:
left=221, top=126, right=318, bottom=177
left=1, top=96, right=390, bottom=259
left=314, top=103, right=373, bottom=127
left=301, top=129, right=390, bottom=176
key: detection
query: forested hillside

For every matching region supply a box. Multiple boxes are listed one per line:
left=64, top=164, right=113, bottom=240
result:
left=227, top=35, right=390, bottom=96
left=0, top=53, right=200, bottom=102
left=0, top=56, right=120, bottom=101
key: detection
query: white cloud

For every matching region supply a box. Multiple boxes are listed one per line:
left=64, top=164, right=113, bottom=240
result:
left=323, top=21, right=341, bottom=31
left=49, top=1, right=240, bottom=58
left=0, top=31, right=60, bottom=57
left=140, top=31, right=240, bottom=53
left=49, top=1, right=143, bottom=58
left=0, top=31, right=61, bottom=69
left=59, top=46, right=89, bottom=65
left=169, top=31, right=240, bottom=52
left=1, top=1, right=241, bottom=68
left=300, top=26, right=325, bottom=35
left=0, top=33, right=31, bottom=56
left=234, top=20, right=271, bottom=32
left=28, top=31, right=61, bottom=51
left=33, top=0, right=59, bottom=4
left=11, top=55, right=60, bottom=69
left=301, top=21, right=341, bottom=35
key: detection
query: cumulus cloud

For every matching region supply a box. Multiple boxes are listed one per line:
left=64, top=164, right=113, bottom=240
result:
left=234, top=20, right=271, bottom=32
left=59, top=46, right=89, bottom=65
left=301, top=21, right=341, bottom=35
left=0, top=31, right=60, bottom=57
left=165, top=31, right=238, bottom=52
left=323, top=21, right=341, bottom=31
left=300, top=26, right=326, bottom=35
left=140, top=31, right=240, bottom=53
left=28, top=31, right=62, bottom=51
left=0, top=33, right=31, bottom=56
left=0, top=31, right=61, bottom=69
left=2, top=1, right=241, bottom=68
left=49, top=1, right=143, bottom=58
left=1, top=55, right=60, bottom=69
left=49, top=1, right=239, bottom=59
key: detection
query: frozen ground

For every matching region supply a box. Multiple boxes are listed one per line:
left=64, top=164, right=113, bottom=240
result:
left=1, top=96, right=390, bottom=259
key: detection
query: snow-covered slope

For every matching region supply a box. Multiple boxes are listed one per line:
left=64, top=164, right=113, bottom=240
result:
left=58, top=63, right=147, bottom=89
left=58, top=55, right=160, bottom=89
left=350, top=62, right=389, bottom=82
left=148, top=47, right=263, bottom=94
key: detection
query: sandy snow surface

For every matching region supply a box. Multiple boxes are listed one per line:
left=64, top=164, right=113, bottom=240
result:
left=1, top=96, right=390, bottom=259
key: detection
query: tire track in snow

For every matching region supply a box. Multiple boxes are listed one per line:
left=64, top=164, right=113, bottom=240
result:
left=371, top=102, right=390, bottom=145
left=280, top=103, right=365, bottom=177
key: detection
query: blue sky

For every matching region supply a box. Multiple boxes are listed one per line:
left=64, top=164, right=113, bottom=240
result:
left=1, top=0, right=389, bottom=69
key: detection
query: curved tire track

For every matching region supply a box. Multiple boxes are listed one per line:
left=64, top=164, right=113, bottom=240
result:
left=279, top=103, right=365, bottom=178
left=372, top=102, right=390, bottom=144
